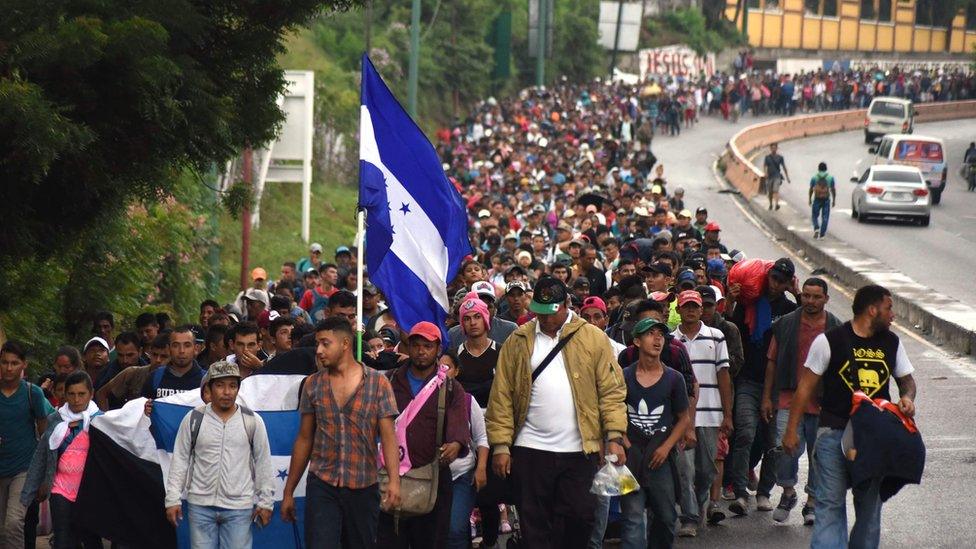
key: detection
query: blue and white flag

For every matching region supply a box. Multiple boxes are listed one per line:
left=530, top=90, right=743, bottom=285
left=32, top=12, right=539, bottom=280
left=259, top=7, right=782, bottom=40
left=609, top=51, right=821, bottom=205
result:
left=76, top=370, right=310, bottom=549
left=359, top=53, right=471, bottom=338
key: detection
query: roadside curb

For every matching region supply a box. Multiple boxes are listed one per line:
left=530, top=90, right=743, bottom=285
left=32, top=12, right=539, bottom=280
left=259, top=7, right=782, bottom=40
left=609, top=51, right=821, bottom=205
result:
left=717, top=162, right=976, bottom=355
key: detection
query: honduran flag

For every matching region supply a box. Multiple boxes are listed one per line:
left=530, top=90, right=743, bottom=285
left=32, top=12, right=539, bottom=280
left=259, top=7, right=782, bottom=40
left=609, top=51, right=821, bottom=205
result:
left=74, top=350, right=315, bottom=548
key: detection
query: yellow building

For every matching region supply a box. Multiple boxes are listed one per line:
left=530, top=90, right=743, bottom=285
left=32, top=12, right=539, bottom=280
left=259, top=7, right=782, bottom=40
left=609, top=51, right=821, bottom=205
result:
left=724, top=0, right=976, bottom=55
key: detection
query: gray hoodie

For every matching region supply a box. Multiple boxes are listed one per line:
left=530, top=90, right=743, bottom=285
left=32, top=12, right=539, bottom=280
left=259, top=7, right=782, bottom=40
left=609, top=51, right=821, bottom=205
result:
left=164, top=404, right=274, bottom=511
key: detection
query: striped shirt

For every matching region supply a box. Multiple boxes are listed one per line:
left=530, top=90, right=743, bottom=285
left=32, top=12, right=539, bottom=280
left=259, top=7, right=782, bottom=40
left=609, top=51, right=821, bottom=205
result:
left=672, top=322, right=729, bottom=427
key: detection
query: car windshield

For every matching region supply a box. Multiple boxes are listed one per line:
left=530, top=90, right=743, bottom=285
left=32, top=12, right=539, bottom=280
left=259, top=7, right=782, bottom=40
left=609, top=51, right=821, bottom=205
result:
left=870, top=101, right=906, bottom=118
left=894, top=141, right=943, bottom=162
left=873, top=170, right=923, bottom=183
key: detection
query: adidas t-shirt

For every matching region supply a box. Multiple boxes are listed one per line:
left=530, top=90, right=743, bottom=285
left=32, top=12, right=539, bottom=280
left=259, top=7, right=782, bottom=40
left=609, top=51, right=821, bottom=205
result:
left=623, top=365, right=688, bottom=441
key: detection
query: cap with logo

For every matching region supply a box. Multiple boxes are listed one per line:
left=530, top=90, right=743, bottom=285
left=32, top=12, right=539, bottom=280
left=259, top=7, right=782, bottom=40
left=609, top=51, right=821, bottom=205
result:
left=677, top=289, right=703, bottom=307
left=769, top=258, right=796, bottom=280
left=581, top=296, right=607, bottom=314
left=207, top=360, right=241, bottom=383
left=632, top=317, right=670, bottom=338
left=529, top=277, right=568, bottom=315
left=505, top=280, right=530, bottom=295
left=470, top=281, right=496, bottom=302
left=696, top=285, right=717, bottom=305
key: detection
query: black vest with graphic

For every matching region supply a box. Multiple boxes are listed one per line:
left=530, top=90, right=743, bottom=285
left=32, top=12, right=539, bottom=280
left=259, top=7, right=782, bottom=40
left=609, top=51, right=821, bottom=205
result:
left=821, top=322, right=900, bottom=429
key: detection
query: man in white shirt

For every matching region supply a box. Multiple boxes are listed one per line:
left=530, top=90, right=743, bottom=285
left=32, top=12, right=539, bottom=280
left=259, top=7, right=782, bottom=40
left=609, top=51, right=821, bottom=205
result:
left=487, top=277, right=626, bottom=549
left=671, top=290, right=733, bottom=537
left=165, top=361, right=274, bottom=549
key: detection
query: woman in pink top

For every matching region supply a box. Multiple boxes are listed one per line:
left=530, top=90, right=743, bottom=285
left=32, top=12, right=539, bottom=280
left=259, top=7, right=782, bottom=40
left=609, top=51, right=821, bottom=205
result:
left=20, top=371, right=103, bottom=548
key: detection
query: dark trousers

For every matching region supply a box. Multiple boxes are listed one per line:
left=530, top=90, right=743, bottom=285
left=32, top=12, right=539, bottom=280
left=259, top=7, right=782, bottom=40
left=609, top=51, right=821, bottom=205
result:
left=377, top=465, right=453, bottom=549
left=24, top=500, right=37, bottom=549
left=305, top=474, right=380, bottom=549
left=476, top=450, right=516, bottom=546
left=511, top=446, right=598, bottom=549
left=50, top=494, right=102, bottom=549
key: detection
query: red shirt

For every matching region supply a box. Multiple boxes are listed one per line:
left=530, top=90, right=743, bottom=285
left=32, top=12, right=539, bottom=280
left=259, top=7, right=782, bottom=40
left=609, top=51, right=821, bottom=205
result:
left=768, top=313, right=826, bottom=414
left=299, top=286, right=337, bottom=311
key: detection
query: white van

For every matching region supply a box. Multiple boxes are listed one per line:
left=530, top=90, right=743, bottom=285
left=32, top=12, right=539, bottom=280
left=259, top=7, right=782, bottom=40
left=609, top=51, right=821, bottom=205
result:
left=864, top=97, right=914, bottom=144
left=869, top=134, right=947, bottom=204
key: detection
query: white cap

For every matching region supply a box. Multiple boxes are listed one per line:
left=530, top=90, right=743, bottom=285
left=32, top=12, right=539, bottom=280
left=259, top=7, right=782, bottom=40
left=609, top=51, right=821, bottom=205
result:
left=310, top=242, right=323, bottom=253
left=243, top=288, right=270, bottom=307
left=84, top=337, right=110, bottom=352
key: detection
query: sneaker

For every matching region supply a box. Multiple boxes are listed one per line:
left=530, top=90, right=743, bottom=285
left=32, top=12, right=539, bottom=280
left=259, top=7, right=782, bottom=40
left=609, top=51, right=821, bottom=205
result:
left=729, top=496, right=749, bottom=516
left=707, top=501, right=727, bottom=524
left=812, top=232, right=819, bottom=239
left=722, top=485, right=736, bottom=500
left=802, top=504, right=816, bottom=525
left=757, top=495, right=774, bottom=512
left=772, top=492, right=798, bottom=522
left=677, top=523, right=698, bottom=537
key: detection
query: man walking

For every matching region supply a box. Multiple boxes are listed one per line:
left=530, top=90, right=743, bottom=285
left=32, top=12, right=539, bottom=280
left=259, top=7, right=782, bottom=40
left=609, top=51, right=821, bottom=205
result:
left=487, top=277, right=626, bottom=549
left=282, top=317, right=401, bottom=548
left=808, top=162, right=836, bottom=239
left=672, top=290, right=733, bottom=536
left=165, top=361, right=275, bottom=549
left=619, top=318, right=690, bottom=549
left=764, top=143, right=791, bottom=210
left=762, top=278, right=842, bottom=525
left=784, top=284, right=916, bottom=548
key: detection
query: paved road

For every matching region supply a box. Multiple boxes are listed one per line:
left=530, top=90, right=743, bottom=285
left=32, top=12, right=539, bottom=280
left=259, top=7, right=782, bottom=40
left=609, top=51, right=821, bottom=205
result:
left=649, top=114, right=976, bottom=548
left=768, top=120, right=976, bottom=308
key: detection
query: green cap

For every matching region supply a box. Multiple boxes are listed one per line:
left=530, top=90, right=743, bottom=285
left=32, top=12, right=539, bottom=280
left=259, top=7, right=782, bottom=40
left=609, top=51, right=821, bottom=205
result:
left=632, top=317, right=669, bottom=338
left=529, top=277, right=568, bottom=315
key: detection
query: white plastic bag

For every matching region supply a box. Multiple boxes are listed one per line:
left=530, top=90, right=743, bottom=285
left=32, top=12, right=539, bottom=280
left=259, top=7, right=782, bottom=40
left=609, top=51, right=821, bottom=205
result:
left=589, top=454, right=639, bottom=497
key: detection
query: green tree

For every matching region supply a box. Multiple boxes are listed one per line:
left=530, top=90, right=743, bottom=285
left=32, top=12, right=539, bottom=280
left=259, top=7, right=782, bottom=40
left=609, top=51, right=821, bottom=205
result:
left=0, top=0, right=360, bottom=263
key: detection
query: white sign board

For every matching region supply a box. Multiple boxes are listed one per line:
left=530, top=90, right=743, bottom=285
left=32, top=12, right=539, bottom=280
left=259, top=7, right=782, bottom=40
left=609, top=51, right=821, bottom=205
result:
left=598, top=1, right=644, bottom=52
left=638, top=45, right=716, bottom=81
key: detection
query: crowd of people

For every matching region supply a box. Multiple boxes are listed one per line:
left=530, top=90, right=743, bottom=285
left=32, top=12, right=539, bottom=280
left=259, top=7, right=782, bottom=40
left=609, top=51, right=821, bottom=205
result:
left=0, top=68, right=930, bottom=549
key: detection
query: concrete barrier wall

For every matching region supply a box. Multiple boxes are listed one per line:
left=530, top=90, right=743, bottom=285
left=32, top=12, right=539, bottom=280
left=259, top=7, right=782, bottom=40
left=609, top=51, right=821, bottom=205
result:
left=722, top=100, right=976, bottom=198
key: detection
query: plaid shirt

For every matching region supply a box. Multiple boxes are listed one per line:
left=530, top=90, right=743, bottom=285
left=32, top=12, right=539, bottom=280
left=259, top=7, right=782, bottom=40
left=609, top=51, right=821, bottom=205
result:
left=299, top=365, right=398, bottom=488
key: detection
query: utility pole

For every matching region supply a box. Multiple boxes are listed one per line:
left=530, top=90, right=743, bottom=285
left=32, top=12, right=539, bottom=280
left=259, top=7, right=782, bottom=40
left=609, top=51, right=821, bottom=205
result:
left=609, top=0, right=625, bottom=78
left=365, top=0, right=372, bottom=52
left=239, top=147, right=253, bottom=292
left=536, top=0, right=547, bottom=88
left=407, top=0, right=421, bottom=117
left=740, top=0, right=749, bottom=44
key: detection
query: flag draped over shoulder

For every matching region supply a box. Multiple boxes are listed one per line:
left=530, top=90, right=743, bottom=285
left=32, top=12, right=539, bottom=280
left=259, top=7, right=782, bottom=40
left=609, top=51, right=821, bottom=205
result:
left=358, top=53, right=471, bottom=339
left=74, top=362, right=311, bottom=549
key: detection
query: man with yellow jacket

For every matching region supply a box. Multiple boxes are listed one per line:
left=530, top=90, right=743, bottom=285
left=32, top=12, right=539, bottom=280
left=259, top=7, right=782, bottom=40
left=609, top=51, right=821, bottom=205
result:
left=486, top=276, right=627, bottom=549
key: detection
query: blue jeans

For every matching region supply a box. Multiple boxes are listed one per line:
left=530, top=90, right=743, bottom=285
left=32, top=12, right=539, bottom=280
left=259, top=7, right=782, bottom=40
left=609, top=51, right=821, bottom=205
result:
left=587, top=495, right=611, bottom=549
left=187, top=503, right=253, bottom=549
left=774, top=410, right=819, bottom=496
left=620, top=458, right=676, bottom=549
left=305, top=474, right=379, bottom=549
left=812, top=428, right=882, bottom=549
left=812, top=198, right=831, bottom=236
left=448, top=470, right=477, bottom=549
left=731, top=380, right=777, bottom=499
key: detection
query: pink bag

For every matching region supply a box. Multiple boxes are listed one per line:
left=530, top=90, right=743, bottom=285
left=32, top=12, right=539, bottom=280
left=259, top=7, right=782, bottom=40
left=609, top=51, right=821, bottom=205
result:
left=378, top=365, right=449, bottom=475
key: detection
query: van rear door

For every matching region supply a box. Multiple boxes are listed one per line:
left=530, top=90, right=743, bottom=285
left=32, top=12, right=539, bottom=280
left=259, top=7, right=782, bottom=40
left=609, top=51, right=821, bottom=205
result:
left=892, top=139, right=945, bottom=189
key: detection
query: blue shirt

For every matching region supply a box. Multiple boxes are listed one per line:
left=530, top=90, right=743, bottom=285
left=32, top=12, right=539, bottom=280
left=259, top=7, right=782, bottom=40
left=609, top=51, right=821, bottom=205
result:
left=406, top=369, right=426, bottom=397
left=0, top=382, right=54, bottom=477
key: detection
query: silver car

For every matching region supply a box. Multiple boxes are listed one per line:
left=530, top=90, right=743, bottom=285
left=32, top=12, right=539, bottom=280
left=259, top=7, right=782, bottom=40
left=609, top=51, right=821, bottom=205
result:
left=850, top=165, right=931, bottom=226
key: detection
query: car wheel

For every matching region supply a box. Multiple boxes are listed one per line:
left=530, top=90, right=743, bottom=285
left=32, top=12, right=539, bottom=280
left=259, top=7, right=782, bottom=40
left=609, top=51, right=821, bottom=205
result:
left=864, top=132, right=873, bottom=144
left=851, top=200, right=859, bottom=219
left=920, top=215, right=930, bottom=227
left=931, top=189, right=942, bottom=205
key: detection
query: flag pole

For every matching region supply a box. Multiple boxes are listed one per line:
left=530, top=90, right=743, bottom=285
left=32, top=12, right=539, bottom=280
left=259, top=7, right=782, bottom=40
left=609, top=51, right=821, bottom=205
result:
left=355, top=208, right=366, bottom=362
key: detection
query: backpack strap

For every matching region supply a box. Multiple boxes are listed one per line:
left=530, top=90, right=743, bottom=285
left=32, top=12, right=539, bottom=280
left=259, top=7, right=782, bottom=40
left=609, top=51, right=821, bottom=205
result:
left=531, top=329, right=578, bottom=383
left=239, top=405, right=256, bottom=447
left=188, top=405, right=207, bottom=456
left=150, top=366, right=167, bottom=397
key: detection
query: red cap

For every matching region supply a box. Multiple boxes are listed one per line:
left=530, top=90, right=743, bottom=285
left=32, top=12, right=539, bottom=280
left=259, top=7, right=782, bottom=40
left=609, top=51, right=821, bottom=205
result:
left=649, top=291, right=672, bottom=303
left=581, top=296, right=607, bottom=314
left=408, top=321, right=442, bottom=342
left=677, top=290, right=703, bottom=307
left=704, top=222, right=721, bottom=232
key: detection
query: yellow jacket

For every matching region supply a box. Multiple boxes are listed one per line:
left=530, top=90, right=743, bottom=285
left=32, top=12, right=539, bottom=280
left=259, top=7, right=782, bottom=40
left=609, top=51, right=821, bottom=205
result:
left=485, top=314, right=627, bottom=455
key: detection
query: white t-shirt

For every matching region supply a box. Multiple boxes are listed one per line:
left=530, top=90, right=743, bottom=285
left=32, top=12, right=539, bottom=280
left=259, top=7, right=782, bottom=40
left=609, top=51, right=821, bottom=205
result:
left=450, top=395, right=489, bottom=480
left=804, top=333, right=914, bottom=378
left=515, top=313, right=584, bottom=452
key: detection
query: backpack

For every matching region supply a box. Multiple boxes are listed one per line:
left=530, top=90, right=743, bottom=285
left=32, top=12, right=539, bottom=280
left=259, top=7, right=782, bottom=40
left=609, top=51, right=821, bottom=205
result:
left=813, top=174, right=832, bottom=199
left=308, top=289, right=330, bottom=322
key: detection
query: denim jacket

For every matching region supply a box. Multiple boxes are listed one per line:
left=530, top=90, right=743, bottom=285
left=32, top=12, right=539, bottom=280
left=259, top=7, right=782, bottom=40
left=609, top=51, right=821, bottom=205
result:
left=19, top=411, right=63, bottom=507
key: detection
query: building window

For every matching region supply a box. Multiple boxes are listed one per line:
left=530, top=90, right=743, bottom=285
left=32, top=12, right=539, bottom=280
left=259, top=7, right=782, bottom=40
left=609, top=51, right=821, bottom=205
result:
left=915, top=0, right=932, bottom=26
left=861, top=0, right=875, bottom=20
left=879, top=0, right=891, bottom=22
left=823, top=0, right=837, bottom=17
left=805, top=0, right=820, bottom=15
left=967, top=2, right=976, bottom=30
left=765, top=0, right=780, bottom=9
left=748, top=0, right=761, bottom=8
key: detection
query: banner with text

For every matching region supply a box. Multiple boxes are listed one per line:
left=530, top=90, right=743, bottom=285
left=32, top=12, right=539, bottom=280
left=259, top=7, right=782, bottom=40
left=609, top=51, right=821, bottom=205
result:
left=638, top=45, right=716, bottom=81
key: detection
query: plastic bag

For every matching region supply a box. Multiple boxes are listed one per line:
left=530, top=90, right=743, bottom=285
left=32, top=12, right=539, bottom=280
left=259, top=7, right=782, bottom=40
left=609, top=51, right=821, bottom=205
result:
left=589, top=454, right=640, bottom=497
left=727, top=258, right=773, bottom=306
